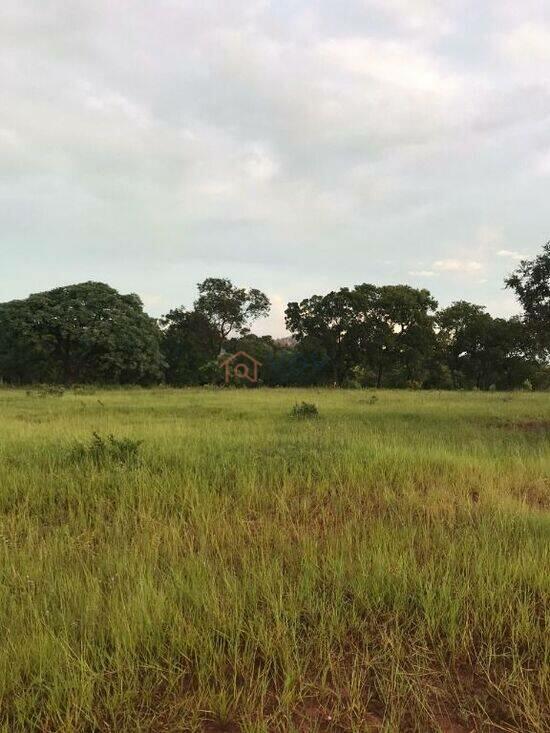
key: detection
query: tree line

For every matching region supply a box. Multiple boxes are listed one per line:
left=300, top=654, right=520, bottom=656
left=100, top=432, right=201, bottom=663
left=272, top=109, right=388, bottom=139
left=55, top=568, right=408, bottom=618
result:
left=1, top=242, right=549, bottom=389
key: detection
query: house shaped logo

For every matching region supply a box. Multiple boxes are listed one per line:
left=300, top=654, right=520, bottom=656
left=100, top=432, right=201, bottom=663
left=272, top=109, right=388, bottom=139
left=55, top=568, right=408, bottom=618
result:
left=220, top=351, right=262, bottom=385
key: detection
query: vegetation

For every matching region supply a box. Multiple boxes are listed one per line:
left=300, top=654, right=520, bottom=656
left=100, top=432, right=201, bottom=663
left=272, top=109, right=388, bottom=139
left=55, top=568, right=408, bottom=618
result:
left=0, top=282, right=163, bottom=385
left=291, top=401, right=319, bottom=418
left=0, top=387, right=548, bottom=732
left=1, top=242, right=550, bottom=389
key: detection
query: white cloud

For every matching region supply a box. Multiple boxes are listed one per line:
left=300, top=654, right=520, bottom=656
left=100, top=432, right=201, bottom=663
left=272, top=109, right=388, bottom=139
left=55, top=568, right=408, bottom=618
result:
left=476, top=225, right=502, bottom=249
left=242, top=144, right=279, bottom=182
left=0, top=0, right=546, bottom=323
left=361, top=0, right=452, bottom=34
left=433, top=259, right=484, bottom=273
left=318, top=37, right=458, bottom=95
left=534, top=149, right=550, bottom=176
left=497, top=249, right=525, bottom=260
left=141, top=293, right=164, bottom=309
left=498, top=23, right=550, bottom=64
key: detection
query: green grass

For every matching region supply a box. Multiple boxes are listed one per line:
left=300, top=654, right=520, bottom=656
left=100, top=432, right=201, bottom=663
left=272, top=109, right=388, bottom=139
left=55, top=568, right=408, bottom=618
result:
left=0, top=387, right=548, bottom=732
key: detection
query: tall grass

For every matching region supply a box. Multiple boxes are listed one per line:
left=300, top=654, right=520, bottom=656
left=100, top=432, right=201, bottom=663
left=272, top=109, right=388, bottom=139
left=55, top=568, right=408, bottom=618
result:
left=0, top=387, right=548, bottom=731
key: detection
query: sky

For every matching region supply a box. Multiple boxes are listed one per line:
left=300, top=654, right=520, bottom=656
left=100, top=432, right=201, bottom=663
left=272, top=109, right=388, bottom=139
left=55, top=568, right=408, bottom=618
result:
left=1, top=1, right=550, bottom=336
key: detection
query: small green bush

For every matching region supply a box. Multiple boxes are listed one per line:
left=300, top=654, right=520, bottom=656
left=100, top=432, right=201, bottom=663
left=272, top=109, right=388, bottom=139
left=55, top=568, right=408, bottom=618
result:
left=291, top=402, right=319, bottom=419
left=71, top=432, right=143, bottom=466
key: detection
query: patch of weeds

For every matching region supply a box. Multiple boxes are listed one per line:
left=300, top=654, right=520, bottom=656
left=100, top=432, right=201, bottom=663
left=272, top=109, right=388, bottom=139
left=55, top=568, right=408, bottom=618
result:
left=70, top=432, right=143, bottom=466
left=291, top=402, right=319, bottom=419
left=26, top=385, right=65, bottom=398
left=72, top=385, right=97, bottom=395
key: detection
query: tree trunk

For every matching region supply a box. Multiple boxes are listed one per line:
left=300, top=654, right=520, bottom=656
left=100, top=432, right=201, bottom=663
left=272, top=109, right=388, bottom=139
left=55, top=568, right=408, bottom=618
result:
left=376, top=360, right=383, bottom=388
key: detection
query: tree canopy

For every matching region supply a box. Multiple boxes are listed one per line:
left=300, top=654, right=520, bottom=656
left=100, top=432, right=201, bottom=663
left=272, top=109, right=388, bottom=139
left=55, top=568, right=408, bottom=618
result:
left=0, top=282, right=164, bottom=384
left=506, top=241, right=550, bottom=354
left=194, top=278, right=270, bottom=351
left=2, top=241, right=550, bottom=389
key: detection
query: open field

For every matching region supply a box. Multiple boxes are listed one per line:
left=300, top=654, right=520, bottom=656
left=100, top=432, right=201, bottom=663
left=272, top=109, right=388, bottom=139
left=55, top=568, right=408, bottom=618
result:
left=0, top=387, right=548, bottom=732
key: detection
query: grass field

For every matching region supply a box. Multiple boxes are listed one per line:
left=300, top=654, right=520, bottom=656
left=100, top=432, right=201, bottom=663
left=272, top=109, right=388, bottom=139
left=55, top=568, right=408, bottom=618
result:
left=0, top=387, right=548, bottom=732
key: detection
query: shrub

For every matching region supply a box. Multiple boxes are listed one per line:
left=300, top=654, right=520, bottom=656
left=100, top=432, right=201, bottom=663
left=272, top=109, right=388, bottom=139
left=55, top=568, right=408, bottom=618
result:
left=71, top=432, right=143, bottom=466
left=26, top=385, right=65, bottom=398
left=342, top=378, right=361, bottom=390
left=72, top=385, right=97, bottom=395
left=291, top=402, right=319, bottom=419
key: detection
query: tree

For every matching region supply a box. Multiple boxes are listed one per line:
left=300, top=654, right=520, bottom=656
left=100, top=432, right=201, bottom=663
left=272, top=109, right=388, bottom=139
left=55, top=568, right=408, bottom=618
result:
left=356, top=284, right=438, bottom=387
left=0, top=282, right=164, bottom=384
left=194, top=278, right=270, bottom=351
left=437, top=301, right=537, bottom=390
left=437, top=301, right=490, bottom=388
left=285, top=288, right=359, bottom=385
left=160, top=308, right=219, bottom=385
left=505, top=241, right=550, bottom=354
left=285, top=284, right=438, bottom=387
left=0, top=299, right=49, bottom=383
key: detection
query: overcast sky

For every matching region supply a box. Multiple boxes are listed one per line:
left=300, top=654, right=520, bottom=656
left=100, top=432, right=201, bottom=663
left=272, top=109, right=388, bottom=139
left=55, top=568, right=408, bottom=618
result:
left=2, top=1, right=550, bottom=335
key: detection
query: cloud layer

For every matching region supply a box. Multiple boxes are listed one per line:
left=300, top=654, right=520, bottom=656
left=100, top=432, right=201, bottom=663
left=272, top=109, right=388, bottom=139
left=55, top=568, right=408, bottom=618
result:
left=2, top=1, right=550, bottom=333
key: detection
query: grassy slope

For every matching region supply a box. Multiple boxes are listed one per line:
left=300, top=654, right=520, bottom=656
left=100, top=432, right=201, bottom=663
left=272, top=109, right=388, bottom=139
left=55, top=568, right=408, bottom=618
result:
left=0, top=388, right=548, bottom=732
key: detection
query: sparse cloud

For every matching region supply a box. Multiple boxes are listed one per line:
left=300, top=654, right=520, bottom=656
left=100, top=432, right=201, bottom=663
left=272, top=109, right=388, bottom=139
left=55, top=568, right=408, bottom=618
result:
left=433, top=260, right=484, bottom=273
left=498, top=23, right=550, bottom=65
left=497, top=249, right=525, bottom=261
left=1, top=0, right=548, bottom=329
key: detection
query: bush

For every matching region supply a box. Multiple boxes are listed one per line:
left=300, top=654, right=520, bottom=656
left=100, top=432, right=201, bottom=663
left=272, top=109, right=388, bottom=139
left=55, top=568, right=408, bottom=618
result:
left=72, top=385, right=97, bottom=395
left=71, top=432, right=143, bottom=466
left=26, top=385, right=65, bottom=398
left=342, top=378, right=362, bottom=389
left=291, top=402, right=319, bottom=419
left=26, top=384, right=65, bottom=397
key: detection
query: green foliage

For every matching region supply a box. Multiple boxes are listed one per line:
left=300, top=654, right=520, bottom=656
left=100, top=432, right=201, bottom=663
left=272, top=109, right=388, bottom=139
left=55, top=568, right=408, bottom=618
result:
left=437, top=302, right=540, bottom=390
left=194, top=277, right=270, bottom=349
left=506, top=240, right=550, bottom=353
left=2, top=265, right=550, bottom=390
left=291, top=400, right=319, bottom=418
left=285, top=288, right=359, bottom=385
left=0, top=282, right=164, bottom=385
left=160, top=308, right=219, bottom=385
left=160, top=280, right=271, bottom=384
left=286, top=283, right=438, bottom=388
left=70, top=431, right=143, bottom=466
